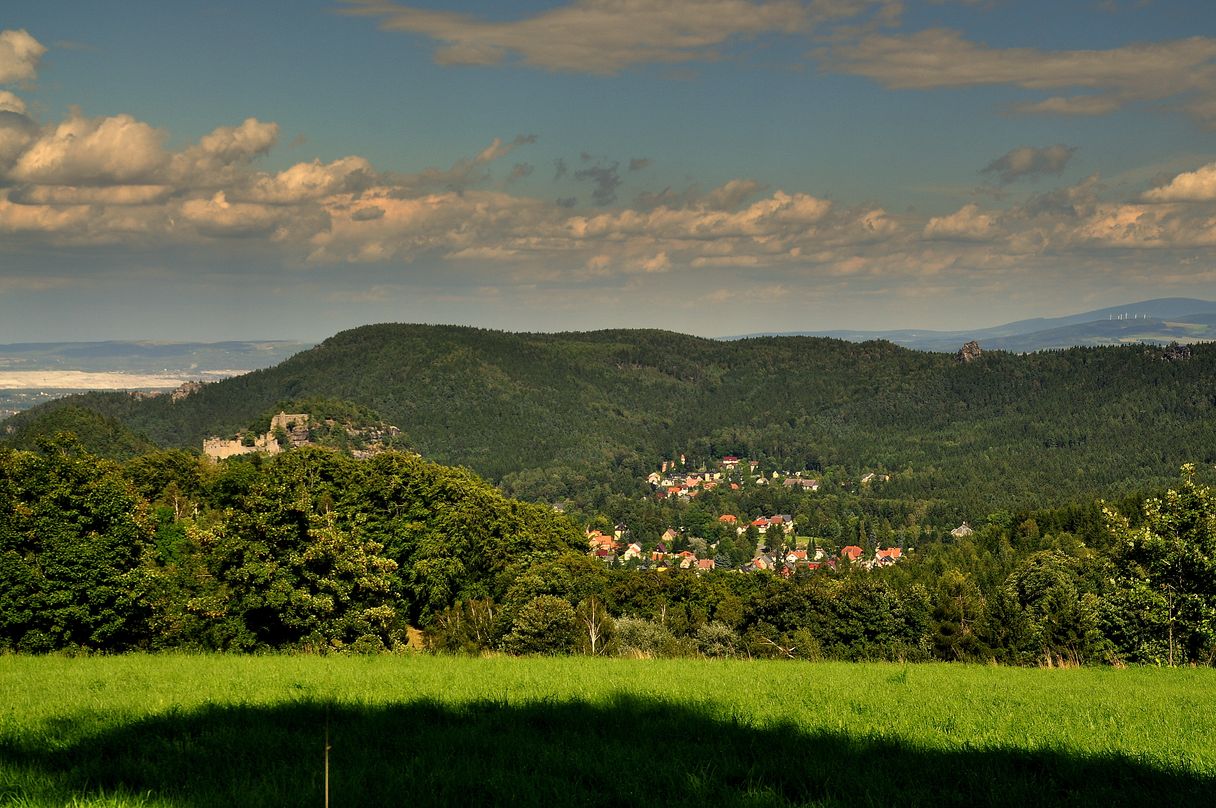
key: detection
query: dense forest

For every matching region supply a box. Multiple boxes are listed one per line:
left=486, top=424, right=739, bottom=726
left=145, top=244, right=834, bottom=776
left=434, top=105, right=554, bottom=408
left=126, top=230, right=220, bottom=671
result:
left=3, top=326, right=1214, bottom=664
left=4, top=326, right=1216, bottom=520
left=1, top=439, right=1213, bottom=665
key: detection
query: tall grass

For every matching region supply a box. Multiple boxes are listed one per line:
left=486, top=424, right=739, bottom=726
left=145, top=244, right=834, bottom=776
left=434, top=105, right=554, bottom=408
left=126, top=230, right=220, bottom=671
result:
left=1, top=655, right=1212, bottom=806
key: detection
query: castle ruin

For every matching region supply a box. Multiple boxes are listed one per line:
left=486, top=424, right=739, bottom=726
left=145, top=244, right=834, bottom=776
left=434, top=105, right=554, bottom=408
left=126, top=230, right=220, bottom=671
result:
left=202, top=412, right=310, bottom=460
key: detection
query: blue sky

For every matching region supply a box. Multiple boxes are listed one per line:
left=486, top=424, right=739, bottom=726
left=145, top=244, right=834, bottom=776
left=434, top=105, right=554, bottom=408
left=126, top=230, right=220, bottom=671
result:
left=2, top=0, right=1216, bottom=340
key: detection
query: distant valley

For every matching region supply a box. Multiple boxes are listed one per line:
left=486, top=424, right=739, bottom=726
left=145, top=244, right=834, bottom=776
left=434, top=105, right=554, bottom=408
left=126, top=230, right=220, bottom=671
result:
left=0, top=340, right=311, bottom=418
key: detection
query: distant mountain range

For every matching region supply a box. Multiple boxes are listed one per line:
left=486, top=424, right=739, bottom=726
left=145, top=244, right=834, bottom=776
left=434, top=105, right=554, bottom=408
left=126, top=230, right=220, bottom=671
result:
left=0, top=339, right=314, bottom=419
left=0, top=340, right=312, bottom=376
left=728, top=298, right=1216, bottom=352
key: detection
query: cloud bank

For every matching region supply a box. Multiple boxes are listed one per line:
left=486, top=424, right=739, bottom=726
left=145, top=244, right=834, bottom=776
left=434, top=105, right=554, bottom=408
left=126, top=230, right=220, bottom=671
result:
left=3, top=27, right=1216, bottom=322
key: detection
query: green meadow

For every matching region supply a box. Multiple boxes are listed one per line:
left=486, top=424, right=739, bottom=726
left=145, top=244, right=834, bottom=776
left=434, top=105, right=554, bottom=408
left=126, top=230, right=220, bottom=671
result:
left=1, top=656, right=1213, bottom=807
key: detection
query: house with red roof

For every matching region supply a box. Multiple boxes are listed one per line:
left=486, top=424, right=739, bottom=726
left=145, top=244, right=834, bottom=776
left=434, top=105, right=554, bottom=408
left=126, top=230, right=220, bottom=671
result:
left=875, top=547, right=903, bottom=566
left=841, top=545, right=864, bottom=562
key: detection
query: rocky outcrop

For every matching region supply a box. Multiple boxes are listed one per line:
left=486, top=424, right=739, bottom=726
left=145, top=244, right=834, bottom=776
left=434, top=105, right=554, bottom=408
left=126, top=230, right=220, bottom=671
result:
left=171, top=381, right=204, bottom=402
left=956, top=340, right=983, bottom=363
left=1161, top=342, right=1193, bottom=362
left=203, top=411, right=404, bottom=460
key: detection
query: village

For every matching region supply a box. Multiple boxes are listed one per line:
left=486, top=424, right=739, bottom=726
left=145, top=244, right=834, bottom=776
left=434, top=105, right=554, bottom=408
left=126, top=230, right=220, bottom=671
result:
left=587, top=454, right=913, bottom=575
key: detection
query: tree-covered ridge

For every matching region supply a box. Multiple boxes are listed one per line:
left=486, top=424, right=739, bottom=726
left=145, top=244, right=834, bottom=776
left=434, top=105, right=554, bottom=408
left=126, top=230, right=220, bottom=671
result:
left=0, top=405, right=157, bottom=459
left=4, top=325, right=1216, bottom=512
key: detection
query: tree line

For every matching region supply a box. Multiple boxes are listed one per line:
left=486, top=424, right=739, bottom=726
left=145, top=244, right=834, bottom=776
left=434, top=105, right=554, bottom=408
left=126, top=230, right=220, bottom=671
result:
left=1, top=438, right=1212, bottom=664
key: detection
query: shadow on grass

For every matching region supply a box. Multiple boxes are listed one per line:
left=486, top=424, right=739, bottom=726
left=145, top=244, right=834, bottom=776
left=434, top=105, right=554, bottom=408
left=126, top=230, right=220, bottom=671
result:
left=1, top=695, right=1209, bottom=807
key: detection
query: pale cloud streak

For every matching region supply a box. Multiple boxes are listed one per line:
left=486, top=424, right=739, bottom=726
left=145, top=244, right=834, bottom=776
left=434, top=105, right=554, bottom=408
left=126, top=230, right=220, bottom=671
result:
left=982, top=145, right=1076, bottom=185
left=823, top=28, right=1216, bottom=125
left=340, top=0, right=811, bottom=74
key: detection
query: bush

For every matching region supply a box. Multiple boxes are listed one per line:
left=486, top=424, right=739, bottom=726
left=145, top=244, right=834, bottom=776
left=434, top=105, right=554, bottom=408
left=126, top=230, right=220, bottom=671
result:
left=503, top=596, right=578, bottom=655
left=695, top=621, right=741, bottom=658
left=614, top=616, right=695, bottom=658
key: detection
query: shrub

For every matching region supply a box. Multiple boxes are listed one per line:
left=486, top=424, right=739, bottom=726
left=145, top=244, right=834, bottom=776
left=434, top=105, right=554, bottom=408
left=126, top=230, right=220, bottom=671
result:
left=503, top=595, right=578, bottom=655
left=695, top=621, right=741, bottom=658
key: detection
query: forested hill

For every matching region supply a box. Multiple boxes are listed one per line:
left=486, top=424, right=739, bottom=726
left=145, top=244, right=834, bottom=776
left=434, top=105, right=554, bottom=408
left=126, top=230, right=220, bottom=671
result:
left=5, top=324, right=1215, bottom=511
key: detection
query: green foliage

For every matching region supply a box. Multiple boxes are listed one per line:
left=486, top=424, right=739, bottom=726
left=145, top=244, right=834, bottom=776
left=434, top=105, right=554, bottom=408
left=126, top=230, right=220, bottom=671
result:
left=1104, top=465, right=1216, bottom=665
left=425, top=599, right=500, bottom=654
left=575, top=596, right=616, bottom=655
left=614, top=616, right=687, bottom=658
left=0, top=439, right=581, bottom=654
left=503, top=595, right=578, bottom=655
left=0, top=436, right=154, bottom=651
left=695, top=620, right=741, bottom=658
left=4, top=403, right=1216, bottom=666
left=1005, top=551, right=1107, bottom=664
left=0, top=406, right=156, bottom=459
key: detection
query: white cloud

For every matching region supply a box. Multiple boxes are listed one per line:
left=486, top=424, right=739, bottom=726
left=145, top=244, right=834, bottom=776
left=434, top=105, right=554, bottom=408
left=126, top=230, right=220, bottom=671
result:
left=0, top=190, right=93, bottom=234
left=169, top=118, right=279, bottom=185
left=565, top=188, right=833, bottom=242
left=638, top=251, right=671, bottom=273
left=0, top=37, right=1211, bottom=311
left=0, top=90, right=27, bottom=114
left=475, top=134, right=536, bottom=163
left=1015, top=95, right=1124, bottom=117
left=0, top=108, right=37, bottom=168
left=923, top=203, right=998, bottom=241
left=179, top=191, right=291, bottom=238
left=1143, top=162, right=1216, bottom=202
left=10, top=111, right=167, bottom=185
left=1076, top=202, right=1216, bottom=248
left=398, top=135, right=537, bottom=193
left=704, top=178, right=764, bottom=210
left=241, top=156, right=375, bottom=204
left=0, top=29, right=45, bottom=84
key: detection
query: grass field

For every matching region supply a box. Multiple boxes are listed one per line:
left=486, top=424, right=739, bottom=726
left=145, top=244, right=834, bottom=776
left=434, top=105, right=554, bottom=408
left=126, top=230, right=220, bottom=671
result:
left=0, top=656, right=1213, bottom=807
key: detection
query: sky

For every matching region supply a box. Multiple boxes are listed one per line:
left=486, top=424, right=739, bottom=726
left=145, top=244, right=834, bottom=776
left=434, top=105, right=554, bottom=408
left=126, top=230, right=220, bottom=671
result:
left=2, top=0, right=1216, bottom=341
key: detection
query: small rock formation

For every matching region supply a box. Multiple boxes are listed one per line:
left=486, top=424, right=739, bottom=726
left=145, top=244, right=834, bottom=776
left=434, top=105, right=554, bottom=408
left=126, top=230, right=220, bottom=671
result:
left=956, top=340, right=983, bottom=363
left=171, top=381, right=204, bottom=402
left=1161, top=342, right=1192, bottom=362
